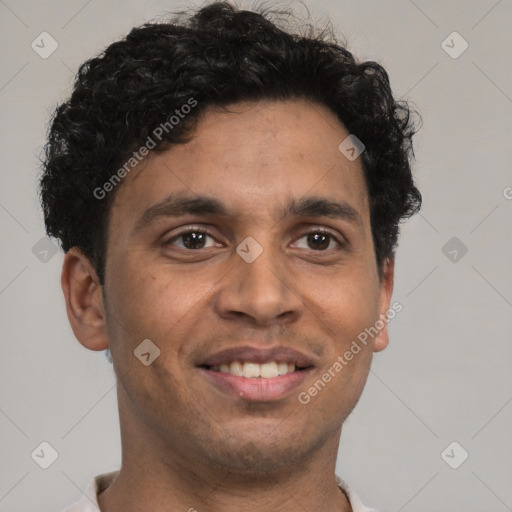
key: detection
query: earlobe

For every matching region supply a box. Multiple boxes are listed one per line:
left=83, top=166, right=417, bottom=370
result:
left=61, top=247, right=109, bottom=351
left=373, top=257, right=395, bottom=353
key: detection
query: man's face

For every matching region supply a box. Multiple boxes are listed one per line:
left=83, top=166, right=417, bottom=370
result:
left=102, top=99, right=393, bottom=474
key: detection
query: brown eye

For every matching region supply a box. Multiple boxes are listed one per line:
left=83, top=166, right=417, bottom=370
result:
left=294, top=229, right=343, bottom=251
left=167, top=229, right=217, bottom=250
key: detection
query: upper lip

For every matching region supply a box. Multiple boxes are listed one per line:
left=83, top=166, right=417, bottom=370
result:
left=198, top=345, right=315, bottom=369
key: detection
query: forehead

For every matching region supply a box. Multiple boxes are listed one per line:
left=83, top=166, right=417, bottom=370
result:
left=109, top=99, right=370, bottom=229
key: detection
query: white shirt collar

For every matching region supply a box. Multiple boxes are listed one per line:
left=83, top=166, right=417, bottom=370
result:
left=64, top=471, right=377, bottom=512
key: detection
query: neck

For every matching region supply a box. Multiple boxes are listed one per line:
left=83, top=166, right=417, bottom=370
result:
left=98, top=394, right=352, bottom=512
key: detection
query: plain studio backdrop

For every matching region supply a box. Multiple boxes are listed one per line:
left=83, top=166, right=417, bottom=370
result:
left=1, top=1, right=511, bottom=510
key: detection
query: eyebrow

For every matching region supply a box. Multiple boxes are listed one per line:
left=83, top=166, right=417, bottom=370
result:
left=134, top=192, right=362, bottom=232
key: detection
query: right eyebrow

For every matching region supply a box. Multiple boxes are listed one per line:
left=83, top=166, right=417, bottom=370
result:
left=133, top=193, right=229, bottom=233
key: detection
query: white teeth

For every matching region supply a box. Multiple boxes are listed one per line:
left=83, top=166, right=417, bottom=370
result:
left=242, top=362, right=260, bottom=378
left=215, top=360, right=298, bottom=378
left=260, top=362, right=279, bottom=379
left=277, top=362, right=289, bottom=375
left=229, top=361, right=243, bottom=377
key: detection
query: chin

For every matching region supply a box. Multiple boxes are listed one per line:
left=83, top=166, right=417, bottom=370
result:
left=199, top=425, right=328, bottom=476
left=208, top=442, right=306, bottom=475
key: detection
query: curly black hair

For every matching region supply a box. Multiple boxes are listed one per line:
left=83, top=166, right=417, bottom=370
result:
left=39, top=1, right=421, bottom=284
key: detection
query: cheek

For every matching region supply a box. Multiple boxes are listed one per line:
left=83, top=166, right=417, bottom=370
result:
left=300, top=268, right=379, bottom=394
left=303, top=266, right=381, bottom=338
left=105, top=257, right=217, bottom=351
left=103, top=261, right=207, bottom=397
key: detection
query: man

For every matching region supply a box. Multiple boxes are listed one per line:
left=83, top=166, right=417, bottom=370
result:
left=39, top=2, right=421, bottom=511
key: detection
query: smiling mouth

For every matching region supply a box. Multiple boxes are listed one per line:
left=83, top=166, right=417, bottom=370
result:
left=202, top=361, right=310, bottom=379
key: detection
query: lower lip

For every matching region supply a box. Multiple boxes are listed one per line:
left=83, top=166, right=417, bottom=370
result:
left=199, top=368, right=312, bottom=401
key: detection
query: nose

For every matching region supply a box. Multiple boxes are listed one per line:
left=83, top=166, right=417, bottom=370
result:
left=213, top=241, right=304, bottom=327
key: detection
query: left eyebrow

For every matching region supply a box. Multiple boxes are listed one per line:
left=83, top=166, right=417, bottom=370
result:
left=279, top=195, right=362, bottom=227
left=133, top=192, right=363, bottom=233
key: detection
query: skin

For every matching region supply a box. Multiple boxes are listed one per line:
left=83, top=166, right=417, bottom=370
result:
left=62, top=99, right=394, bottom=512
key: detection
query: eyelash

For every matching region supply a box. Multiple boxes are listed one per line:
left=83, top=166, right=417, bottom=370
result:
left=164, top=225, right=345, bottom=252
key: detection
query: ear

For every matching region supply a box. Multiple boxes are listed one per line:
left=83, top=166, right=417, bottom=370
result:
left=373, top=257, right=395, bottom=353
left=61, top=247, right=109, bottom=351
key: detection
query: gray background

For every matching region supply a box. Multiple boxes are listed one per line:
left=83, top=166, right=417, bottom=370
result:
left=1, top=0, right=511, bottom=510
